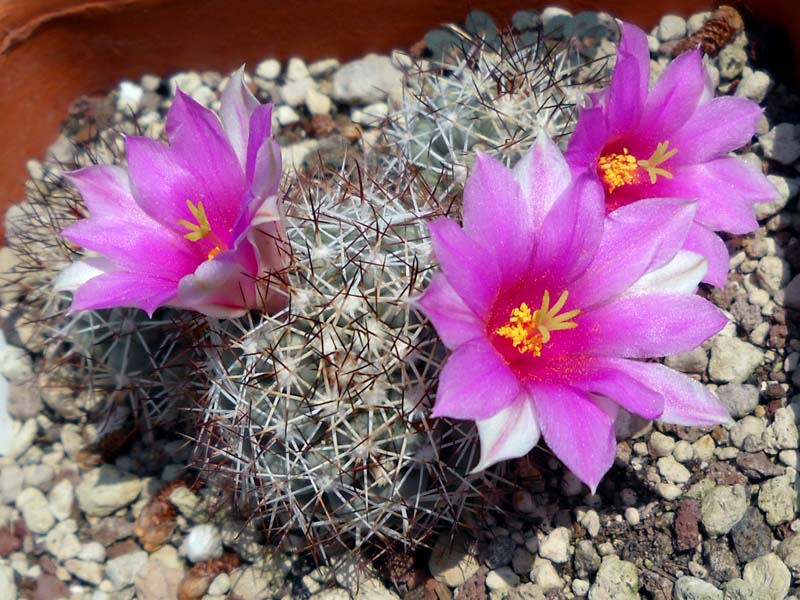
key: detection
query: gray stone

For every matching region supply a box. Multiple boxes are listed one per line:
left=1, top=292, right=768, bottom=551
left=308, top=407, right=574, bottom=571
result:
left=760, top=123, right=800, bottom=165
left=742, top=553, right=791, bottom=600
left=44, top=519, right=81, bottom=560
left=658, top=15, right=687, bottom=41
left=588, top=556, right=639, bottom=600
left=735, top=70, right=772, bottom=103
left=286, top=58, right=309, bottom=81
left=47, top=479, right=74, bottom=521
left=105, top=550, right=149, bottom=590
left=664, top=347, right=709, bottom=374
left=717, top=45, right=747, bottom=79
left=255, top=59, right=281, bottom=80
left=785, top=275, right=800, bottom=309
left=541, top=6, right=572, bottom=24
left=701, top=484, right=748, bottom=536
left=279, top=77, right=315, bottom=107
left=756, top=256, right=791, bottom=293
left=486, top=567, right=520, bottom=590
left=429, top=533, right=480, bottom=587
left=511, top=547, right=535, bottom=575
left=658, top=455, right=691, bottom=483
left=65, top=558, right=104, bottom=585
left=539, top=527, right=570, bottom=564
left=0, top=565, right=15, bottom=600
left=717, top=383, right=760, bottom=418
left=351, top=102, right=389, bottom=127
left=169, top=71, right=202, bottom=95
left=7, top=419, right=36, bottom=459
left=230, top=566, right=278, bottom=600
left=580, top=509, right=601, bottom=537
left=687, top=12, right=711, bottom=34
left=723, top=579, right=768, bottom=600
left=134, top=559, right=182, bottom=600
left=674, top=576, right=723, bottom=600
left=758, top=475, right=797, bottom=526
left=764, top=406, right=799, bottom=451
left=530, top=557, right=561, bottom=591
left=305, top=88, right=332, bottom=116
left=731, top=508, right=772, bottom=563
left=274, top=105, right=300, bottom=126
left=332, top=54, right=402, bottom=104
left=704, top=539, right=740, bottom=581
left=755, top=176, right=796, bottom=220
left=485, top=536, right=515, bottom=569
left=308, top=58, right=340, bottom=78
left=709, top=337, right=764, bottom=383
left=649, top=431, right=676, bottom=457
left=0, top=465, right=23, bottom=504
left=15, top=487, right=54, bottom=534
left=574, top=540, right=601, bottom=578
left=730, top=416, right=766, bottom=450
left=776, top=534, right=800, bottom=579
left=182, top=524, right=223, bottom=563
left=75, top=466, right=141, bottom=517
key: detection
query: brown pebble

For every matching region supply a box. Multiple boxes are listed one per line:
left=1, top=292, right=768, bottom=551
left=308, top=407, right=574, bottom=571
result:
left=674, top=498, right=702, bottom=552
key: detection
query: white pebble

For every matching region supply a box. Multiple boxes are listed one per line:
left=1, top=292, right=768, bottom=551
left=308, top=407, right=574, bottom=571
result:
left=182, top=524, right=223, bottom=563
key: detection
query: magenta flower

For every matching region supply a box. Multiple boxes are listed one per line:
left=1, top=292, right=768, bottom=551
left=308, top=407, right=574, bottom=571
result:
left=417, top=135, right=731, bottom=491
left=58, top=68, right=288, bottom=318
left=566, top=22, right=777, bottom=286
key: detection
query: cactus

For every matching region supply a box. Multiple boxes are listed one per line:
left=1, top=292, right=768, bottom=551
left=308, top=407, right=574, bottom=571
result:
left=3, top=130, right=195, bottom=437
left=192, top=161, right=509, bottom=556
left=391, top=14, right=618, bottom=189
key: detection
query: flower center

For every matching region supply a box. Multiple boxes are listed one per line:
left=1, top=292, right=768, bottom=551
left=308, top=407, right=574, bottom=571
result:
left=495, top=290, right=580, bottom=356
left=597, top=141, right=678, bottom=193
left=177, top=200, right=225, bottom=260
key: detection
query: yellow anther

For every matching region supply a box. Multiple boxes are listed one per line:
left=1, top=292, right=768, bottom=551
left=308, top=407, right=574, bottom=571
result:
left=177, top=200, right=212, bottom=242
left=496, top=290, right=580, bottom=356
left=207, top=246, right=222, bottom=260
left=637, top=140, right=678, bottom=184
left=597, top=148, right=639, bottom=193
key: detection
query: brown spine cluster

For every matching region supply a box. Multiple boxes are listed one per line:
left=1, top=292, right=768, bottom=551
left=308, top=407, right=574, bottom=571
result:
left=662, top=6, right=745, bottom=57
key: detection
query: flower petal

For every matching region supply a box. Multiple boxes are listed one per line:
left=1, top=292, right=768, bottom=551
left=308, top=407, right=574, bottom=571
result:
left=71, top=271, right=177, bottom=316
left=670, top=96, right=762, bottom=163
left=530, top=172, right=604, bottom=283
left=220, top=66, right=260, bottom=169
left=247, top=137, right=282, bottom=204
left=641, top=49, right=706, bottom=140
left=463, top=152, right=532, bottom=282
left=571, top=358, right=665, bottom=419
left=683, top=223, right=730, bottom=287
left=624, top=250, right=707, bottom=296
left=54, top=258, right=114, bottom=292
left=416, top=273, right=483, bottom=349
left=165, top=91, right=246, bottom=232
left=428, top=217, right=501, bottom=317
left=608, top=359, right=732, bottom=425
left=560, top=293, right=728, bottom=358
left=528, top=381, right=616, bottom=493
left=175, top=253, right=256, bottom=318
left=570, top=198, right=696, bottom=308
left=565, top=106, right=607, bottom=173
left=618, top=21, right=650, bottom=105
left=246, top=104, right=276, bottom=188
left=432, top=338, right=522, bottom=420
left=61, top=217, right=201, bottom=281
left=472, top=395, right=540, bottom=472
left=64, top=165, right=146, bottom=222
left=512, top=133, right=571, bottom=229
left=606, top=47, right=645, bottom=137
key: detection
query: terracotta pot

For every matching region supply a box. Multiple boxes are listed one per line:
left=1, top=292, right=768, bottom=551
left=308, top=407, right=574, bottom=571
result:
left=1, top=0, right=798, bottom=238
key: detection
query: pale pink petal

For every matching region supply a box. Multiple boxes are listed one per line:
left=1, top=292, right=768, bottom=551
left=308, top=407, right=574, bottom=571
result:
left=528, top=381, right=617, bottom=493
left=618, top=21, right=650, bottom=105
left=247, top=137, right=282, bottom=203
left=463, top=152, right=532, bottom=282
left=512, top=133, right=571, bottom=229
left=530, top=172, right=604, bottom=283
left=670, top=97, right=761, bottom=163
left=683, top=223, right=730, bottom=287
left=175, top=253, right=256, bottom=318
left=570, top=359, right=665, bottom=419
left=605, top=47, right=646, bottom=137
left=246, top=104, right=276, bottom=189
left=654, top=159, right=767, bottom=234
left=64, top=165, right=147, bottom=222
left=416, top=274, right=483, bottom=349
left=609, top=359, right=732, bottom=425
left=472, top=395, right=540, bottom=472
left=166, top=91, right=246, bottom=233
left=641, top=49, right=705, bottom=140
left=570, top=198, right=696, bottom=308
left=428, top=218, right=501, bottom=317
left=71, top=271, right=177, bottom=316
left=432, top=338, right=522, bottom=420
left=54, top=258, right=114, bottom=292
left=624, top=250, right=707, bottom=296
left=220, top=66, right=260, bottom=168
left=559, top=293, right=727, bottom=358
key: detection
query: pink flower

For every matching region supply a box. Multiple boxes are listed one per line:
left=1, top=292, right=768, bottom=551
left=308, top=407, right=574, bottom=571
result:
left=566, top=22, right=778, bottom=286
left=417, top=135, right=731, bottom=491
left=58, top=68, right=288, bottom=318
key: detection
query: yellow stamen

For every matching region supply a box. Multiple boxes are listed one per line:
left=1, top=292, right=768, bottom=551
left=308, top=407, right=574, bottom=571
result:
left=597, top=148, right=639, bottom=193
left=637, top=140, right=678, bottom=184
left=496, top=290, right=580, bottom=356
left=207, top=246, right=222, bottom=260
left=177, top=200, right=212, bottom=242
